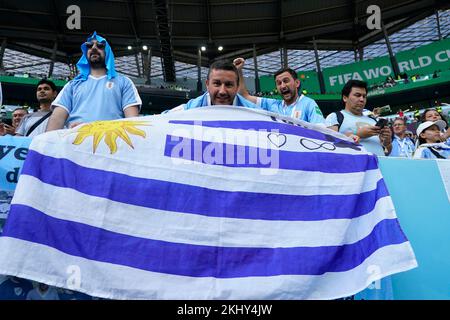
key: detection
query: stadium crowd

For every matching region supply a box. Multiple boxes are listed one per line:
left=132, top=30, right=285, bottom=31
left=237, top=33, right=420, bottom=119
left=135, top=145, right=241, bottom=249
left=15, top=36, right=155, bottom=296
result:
left=0, top=31, right=449, bottom=301
left=0, top=32, right=449, bottom=159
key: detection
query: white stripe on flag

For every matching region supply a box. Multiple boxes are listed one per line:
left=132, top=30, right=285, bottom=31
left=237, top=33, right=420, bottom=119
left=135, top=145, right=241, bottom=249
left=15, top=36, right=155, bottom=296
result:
left=166, top=123, right=369, bottom=155
left=14, top=175, right=396, bottom=248
left=27, top=138, right=383, bottom=196
left=0, top=237, right=417, bottom=300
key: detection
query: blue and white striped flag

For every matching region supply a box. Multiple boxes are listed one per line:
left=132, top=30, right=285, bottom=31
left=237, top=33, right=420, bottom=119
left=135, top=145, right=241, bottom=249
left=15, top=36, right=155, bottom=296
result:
left=0, top=106, right=417, bottom=299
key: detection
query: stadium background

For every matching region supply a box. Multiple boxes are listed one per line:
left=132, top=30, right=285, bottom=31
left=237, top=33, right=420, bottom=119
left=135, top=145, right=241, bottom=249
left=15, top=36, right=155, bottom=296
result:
left=0, top=0, right=450, bottom=301
left=0, top=0, right=449, bottom=122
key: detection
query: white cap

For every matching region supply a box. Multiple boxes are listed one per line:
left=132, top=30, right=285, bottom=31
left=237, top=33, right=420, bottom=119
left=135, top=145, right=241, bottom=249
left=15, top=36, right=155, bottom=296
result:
left=416, top=120, right=446, bottom=136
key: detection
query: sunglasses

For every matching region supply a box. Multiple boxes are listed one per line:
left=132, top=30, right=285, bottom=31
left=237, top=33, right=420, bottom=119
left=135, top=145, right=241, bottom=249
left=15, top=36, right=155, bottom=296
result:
left=85, top=42, right=105, bottom=50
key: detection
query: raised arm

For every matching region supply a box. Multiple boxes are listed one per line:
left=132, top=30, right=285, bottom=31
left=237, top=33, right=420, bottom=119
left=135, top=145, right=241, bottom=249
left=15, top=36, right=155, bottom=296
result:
left=233, top=58, right=258, bottom=104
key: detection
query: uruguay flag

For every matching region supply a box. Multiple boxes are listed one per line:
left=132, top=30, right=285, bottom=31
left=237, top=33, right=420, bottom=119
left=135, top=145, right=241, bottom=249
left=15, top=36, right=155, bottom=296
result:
left=0, top=106, right=417, bottom=299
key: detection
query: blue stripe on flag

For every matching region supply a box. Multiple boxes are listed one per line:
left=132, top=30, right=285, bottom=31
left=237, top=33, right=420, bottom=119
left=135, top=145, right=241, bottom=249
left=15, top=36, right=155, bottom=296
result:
left=164, top=135, right=377, bottom=173
left=22, top=150, right=389, bottom=221
left=169, top=120, right=348, bottom=144
left=3, top=204, right=407, bottom=277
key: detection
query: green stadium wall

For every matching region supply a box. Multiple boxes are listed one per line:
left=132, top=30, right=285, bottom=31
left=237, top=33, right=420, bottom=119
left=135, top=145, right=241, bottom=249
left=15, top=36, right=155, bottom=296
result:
left=260, top=38, right=450, bottom=96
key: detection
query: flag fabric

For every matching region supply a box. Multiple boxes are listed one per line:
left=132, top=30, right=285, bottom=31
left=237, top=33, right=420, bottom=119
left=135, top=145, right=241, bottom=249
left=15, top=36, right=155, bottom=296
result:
left=0, top=106, right=417, bottom=299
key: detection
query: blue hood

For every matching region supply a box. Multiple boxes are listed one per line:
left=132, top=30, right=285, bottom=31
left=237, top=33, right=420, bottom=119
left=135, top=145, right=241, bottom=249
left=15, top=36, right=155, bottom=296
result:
left=75, top=31, right=117, bottom=81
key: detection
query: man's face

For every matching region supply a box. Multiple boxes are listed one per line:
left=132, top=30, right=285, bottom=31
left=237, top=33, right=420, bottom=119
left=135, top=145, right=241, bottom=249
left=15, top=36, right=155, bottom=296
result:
left=86, top=40, right=106, bottom=67
left=275, top=71, right=300, bottom=104
left=343, top=87, right=367, bottom=115
left=392, top=120, right=406, bottom=136
left=36, top=83, right=57, bottom=104
left=206, top=69, right=239, bottom=105
left=12, top=109, right=27, bottom=127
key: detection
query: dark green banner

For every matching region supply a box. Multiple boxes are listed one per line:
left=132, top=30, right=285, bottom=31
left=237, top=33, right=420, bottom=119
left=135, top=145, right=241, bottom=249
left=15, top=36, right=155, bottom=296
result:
left=259, top=39, right=450, bottom=95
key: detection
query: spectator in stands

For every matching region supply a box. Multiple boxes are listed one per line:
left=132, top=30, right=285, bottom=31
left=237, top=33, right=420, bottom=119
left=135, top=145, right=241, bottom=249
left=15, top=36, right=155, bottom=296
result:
left=420, top=108, right=445, bottom=123
left=26, top=283, right=59, bottom=300
left=15, top=79, right=57, bottom=137
left=420, top=108, right=450, bottom=145
left=164, top=60, right=257, bottom=112
left=405, top=130, right=414, bottom=141
left=325, top=80, right=392, bottom=156
left=0, top=108, right=27, bottom=136
left=389, top=118, right=416, bottom=158
left=46, top=31, right=141, bottom=131
left=384, top=76, right=395, bottom=88
left=413, top=120, right=450, bottom=159
left=0, top=276, right=33, bottom=300
left=233, top=57, right=325, bottom=124
left=372, top=107, right=381, bottom=118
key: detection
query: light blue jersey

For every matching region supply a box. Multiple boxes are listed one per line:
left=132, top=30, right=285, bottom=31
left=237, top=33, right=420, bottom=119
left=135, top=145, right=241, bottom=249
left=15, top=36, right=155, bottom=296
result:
left=389, top=135, right=416, bottom=158
left=444, top=137, right=450, bottom=147
left=52, top=74, right=141, bottom=125
left=166, top=92, right=258, bottom=112
left=413, top=143, right=450, bottom=159
left=256, top=95, right=325, bottom=124
left=325, top=110, right=385, bottom=156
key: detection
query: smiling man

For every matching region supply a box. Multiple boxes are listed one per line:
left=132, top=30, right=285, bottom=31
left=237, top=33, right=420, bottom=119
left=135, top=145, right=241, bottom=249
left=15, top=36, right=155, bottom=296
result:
left=0, top=108, right=27, bottom=136
left=46, top=31, right=141, bottom=131
left=388, top=117, right=415, bottom=157
left=165, top=60, right=257, bottom=112
left=233, top=57, right=324, bottom=124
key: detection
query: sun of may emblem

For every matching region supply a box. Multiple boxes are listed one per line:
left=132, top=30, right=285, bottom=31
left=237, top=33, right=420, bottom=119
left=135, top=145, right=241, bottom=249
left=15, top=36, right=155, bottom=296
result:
left=72, top=120, right=150, bottom=154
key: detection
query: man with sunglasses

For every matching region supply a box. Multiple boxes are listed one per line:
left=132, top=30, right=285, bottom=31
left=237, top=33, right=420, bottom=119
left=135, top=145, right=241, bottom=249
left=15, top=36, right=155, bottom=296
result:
left=47, top=32, right=141, bottom=131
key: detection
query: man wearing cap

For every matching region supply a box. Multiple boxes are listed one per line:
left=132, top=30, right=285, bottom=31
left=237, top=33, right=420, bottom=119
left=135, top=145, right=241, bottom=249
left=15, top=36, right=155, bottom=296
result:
left=46, top=32, right=141, bottom=131
left=414, top=120, right=450, bottom=159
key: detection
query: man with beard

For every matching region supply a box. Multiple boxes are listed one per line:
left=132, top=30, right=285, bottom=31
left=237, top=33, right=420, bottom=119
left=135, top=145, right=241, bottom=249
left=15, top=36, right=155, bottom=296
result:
left=233, top=58, right=325, bottom=124
left=46, top=32, right=141, bottom=131
left=165, top=60, right=257, bottom=112
left=15, top=79, right=57, bottom=137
